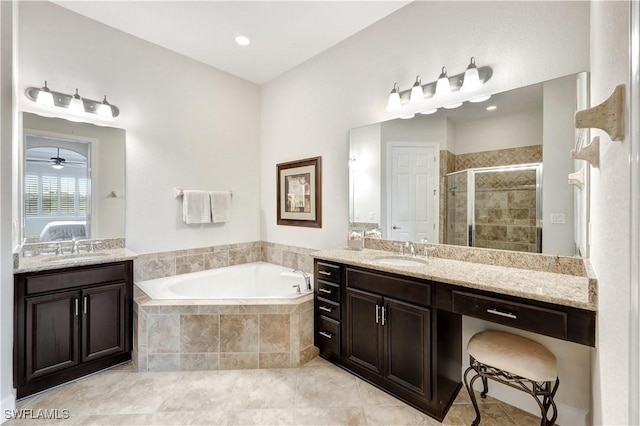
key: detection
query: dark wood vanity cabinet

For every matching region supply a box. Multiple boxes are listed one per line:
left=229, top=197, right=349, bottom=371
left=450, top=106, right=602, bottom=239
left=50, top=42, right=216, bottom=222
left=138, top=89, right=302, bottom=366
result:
left=14, top=261, right=133, bottom=399
left=314, top=260, right=461, bottom=421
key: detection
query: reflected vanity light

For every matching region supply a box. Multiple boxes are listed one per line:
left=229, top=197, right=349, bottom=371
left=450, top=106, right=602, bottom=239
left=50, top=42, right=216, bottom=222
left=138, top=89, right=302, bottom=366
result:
left=26, top=82, right=120, bottom=118
left=469, top=95, right=492, bottom=103
left=384, top=58, right=492, bottom=114
left=420, top=108, right=438, bottom=115
left=486, top=105, right=497, bottom=111
left=400, top=114, right=415, bottom=119
left=443, top=102, right=463, bottom=109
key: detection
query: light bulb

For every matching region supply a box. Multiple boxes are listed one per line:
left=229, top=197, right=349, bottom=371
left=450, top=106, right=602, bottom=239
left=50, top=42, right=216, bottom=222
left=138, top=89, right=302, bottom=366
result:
left=435, top=67, right=451, bottom=96
left=461, top=57, right=483, bottom=92
left=409, top=76, right=424, bottom=105
left=386, top=83, right=402, bottom=112
left=36, top=81, right=54, bottom=107
left=51, top=161, right=64, bottom=170
left=443, top=102, right=463, bottom=109
left=400, top=114, right=415, bottom=120
left=420, top=108, right=438, bottom=115
left=469, top=95, right=491, bottom=103
left=68, top=89, right=85, bottom=115
left=98, top=95, right=113, bottom=117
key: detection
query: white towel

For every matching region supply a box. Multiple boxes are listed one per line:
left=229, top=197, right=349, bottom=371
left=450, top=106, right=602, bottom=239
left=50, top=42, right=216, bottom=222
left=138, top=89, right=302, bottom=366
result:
left=210, top=191, right=232, bottom=223
left=182, top=190, right=212, bottom=224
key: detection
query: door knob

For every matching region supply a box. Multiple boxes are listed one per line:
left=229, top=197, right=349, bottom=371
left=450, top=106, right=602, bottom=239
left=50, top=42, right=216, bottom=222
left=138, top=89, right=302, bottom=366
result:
left=392, top=226, right=401, bottom=230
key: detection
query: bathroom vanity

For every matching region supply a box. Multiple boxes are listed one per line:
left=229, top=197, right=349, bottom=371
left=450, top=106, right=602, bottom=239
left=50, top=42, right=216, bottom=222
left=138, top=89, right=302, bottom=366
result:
left=13, top=249, right=136, bottom=398
left=313, top=248, right=596, bottom=421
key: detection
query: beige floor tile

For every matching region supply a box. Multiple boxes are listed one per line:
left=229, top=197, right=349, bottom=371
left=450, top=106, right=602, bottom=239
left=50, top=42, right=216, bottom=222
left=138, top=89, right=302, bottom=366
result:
left=294, top=407, right=367, bottom=425
left=363, top=405, right=441, bottom=426
left=228, top=369, right=297, bottom=409
left=499, top=402, right=546, bottom=426
left=228, top=408, right=296, bottom=425
left=157, top=371, right=238, bottom=412
left=355, top=378, right=404, bottom=407
left=295, top=366, right=361, bottom=408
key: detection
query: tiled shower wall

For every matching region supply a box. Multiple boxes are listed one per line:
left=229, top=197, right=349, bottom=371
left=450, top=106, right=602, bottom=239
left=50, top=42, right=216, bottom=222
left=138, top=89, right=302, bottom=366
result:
left=440, top=145, right=542, bottom=251
left=134, top=241, right=316, bottom=282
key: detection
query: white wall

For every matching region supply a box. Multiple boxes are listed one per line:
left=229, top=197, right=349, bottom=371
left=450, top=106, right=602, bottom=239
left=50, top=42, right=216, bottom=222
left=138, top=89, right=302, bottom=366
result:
left=589, top=1, right=631, bottom=425
left=454, top=108, right=542, bottom=155
left=17, top=1, right=262, bottom=253
left=542, top=76, right=577, bottom=256
left=260, top=1, right=591, bottom=423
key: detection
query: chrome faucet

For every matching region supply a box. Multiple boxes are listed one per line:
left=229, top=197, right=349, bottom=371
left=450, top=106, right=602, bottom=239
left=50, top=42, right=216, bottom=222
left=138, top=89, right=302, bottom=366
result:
left=409, top=243, right=415, bottom=257
left=71, top=238, right=81, bottom=254
left=293, top=269, right=311, bottom=291
left=421, top=238, right=433, bottom=258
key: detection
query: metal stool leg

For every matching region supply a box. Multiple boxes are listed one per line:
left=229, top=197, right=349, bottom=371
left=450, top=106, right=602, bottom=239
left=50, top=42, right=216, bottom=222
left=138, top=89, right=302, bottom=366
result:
left=480, top=376, right=489, bottom=399
left=464, top=365, right=483, bottom=426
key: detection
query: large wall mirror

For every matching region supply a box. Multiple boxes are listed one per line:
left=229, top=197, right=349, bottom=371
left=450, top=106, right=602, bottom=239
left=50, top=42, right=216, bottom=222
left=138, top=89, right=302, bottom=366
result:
left=349, top=72, right=589, bottom=257
left=21, top=112, right=125, bottom=242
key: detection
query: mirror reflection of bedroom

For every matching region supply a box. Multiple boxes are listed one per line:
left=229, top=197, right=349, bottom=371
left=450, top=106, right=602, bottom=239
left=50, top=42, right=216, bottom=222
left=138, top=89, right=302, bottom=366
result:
left=24, top=134, right=90, bottom=242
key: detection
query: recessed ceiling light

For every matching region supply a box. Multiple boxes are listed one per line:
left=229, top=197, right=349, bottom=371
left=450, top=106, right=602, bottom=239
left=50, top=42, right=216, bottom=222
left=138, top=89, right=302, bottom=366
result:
left=235, top=36, right=250, bottom=46
left=486, top=105, right=497, bottom=111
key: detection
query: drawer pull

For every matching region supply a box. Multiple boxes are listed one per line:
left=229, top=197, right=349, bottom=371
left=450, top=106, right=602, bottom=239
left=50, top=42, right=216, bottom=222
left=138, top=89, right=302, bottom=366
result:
left=74, top=298, right=78, bottom=316
left=319, top=331, right=332, bottom=339
left=487, top=308, right=517, bottom=320
left=375, top=305, right=380, bottom=324
left=319, top=288, right=332, bottom=294
left=318, top=270, right=332, bottom=276
left=83, top=296, right=88, bottom=314
left=381, top=306, right=386, bottom=326
left=319, top=306, right=332, bottom=313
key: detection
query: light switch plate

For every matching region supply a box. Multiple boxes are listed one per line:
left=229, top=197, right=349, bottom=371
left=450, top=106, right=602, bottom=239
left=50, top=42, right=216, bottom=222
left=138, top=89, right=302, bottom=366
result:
left=550, top=213, right=566, bottom=224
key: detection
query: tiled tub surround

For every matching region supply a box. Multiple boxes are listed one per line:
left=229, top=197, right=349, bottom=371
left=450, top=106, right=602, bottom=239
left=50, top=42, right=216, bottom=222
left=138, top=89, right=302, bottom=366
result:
left=321, top=246, right=596, bottom=310
left=134, top=241, right=316, bottom=282
left=133, top=293, right=317, bottom=372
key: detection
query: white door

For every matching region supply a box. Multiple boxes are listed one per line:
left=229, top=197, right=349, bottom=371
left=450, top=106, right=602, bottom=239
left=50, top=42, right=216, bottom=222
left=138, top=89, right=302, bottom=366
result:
left=389, top=145, right=437, bottom=242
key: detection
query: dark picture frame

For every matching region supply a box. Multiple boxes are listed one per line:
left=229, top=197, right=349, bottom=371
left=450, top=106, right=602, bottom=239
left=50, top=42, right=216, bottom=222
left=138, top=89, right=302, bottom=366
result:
left=276, top=156, right=322, bottom=228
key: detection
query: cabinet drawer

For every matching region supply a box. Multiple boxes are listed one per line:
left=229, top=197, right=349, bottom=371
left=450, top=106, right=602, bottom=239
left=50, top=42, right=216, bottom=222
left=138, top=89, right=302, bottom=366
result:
left=347, top=268, right=431, bottom=307
left=25, top=263, right=128, bottom=295
left=316, top=297, right=340, bottom=321
left=316, top=262, right=341, bottom=284
left=452, top=291, right=568, bottom=340
left=317, top=316, right=341, bottom=356
left=317, top=280, right=341, bottom=303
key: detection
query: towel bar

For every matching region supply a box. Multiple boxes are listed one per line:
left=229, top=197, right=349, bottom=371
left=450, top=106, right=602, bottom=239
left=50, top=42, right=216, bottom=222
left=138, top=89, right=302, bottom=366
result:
left=174, top=188, right=233, bottom=199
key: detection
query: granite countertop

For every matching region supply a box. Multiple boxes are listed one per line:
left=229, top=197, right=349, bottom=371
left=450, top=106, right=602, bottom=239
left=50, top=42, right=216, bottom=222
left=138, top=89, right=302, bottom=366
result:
left=313, top=248, right=596, bottom=311
left=15, top=248, right=138, bottom=274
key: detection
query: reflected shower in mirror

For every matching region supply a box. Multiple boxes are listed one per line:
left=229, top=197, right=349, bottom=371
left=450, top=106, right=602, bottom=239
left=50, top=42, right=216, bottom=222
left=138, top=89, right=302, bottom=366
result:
left=349, top=72, right=589, bottom=257
left=21, top=112, right=126, bottom=242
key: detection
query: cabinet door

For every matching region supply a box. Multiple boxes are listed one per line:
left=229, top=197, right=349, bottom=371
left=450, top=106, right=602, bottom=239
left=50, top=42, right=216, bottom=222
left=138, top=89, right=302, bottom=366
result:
left=81, top=282, right=127, bottom=362
left=25, top=291, right=80, bottom=381
left=346, top=288, right=383, bottom=375
left=384, top=298, right=432, bottom=400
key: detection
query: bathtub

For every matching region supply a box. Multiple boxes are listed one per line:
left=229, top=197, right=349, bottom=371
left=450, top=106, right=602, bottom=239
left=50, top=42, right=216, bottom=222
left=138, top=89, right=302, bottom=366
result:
left=133, top=261, right=318, bottom=372
left=136, top=261, right=313, bottom=300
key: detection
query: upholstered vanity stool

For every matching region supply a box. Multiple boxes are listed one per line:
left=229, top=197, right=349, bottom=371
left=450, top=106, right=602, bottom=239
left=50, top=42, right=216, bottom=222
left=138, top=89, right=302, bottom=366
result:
left=463, top=331, right=559, bottom=426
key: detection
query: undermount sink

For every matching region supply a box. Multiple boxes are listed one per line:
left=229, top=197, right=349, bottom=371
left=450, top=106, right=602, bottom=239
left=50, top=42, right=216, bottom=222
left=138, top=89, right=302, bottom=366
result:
left=374, top=257, right=427, bottom=267
left=43, top=252, right=110, bottom=263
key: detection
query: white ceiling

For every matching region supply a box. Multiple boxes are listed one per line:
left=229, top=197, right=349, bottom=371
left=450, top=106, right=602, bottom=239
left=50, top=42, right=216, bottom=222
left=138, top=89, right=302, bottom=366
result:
left=51, top=1, right=411, bottom=85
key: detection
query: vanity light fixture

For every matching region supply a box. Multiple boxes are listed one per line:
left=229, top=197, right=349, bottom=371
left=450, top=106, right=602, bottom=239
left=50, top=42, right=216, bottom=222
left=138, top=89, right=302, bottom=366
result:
left=443, top=102, right=463, bottom=109
left=68, top=89, right=85, bottom=115
left=400, top=114, right=415, bottom=119
left=384, top=58, right=492, bottom=115
left=460, top=57, right=483, bottom=92
left=35, top=81, right=54, bottom=107
left=420, top=108, right=438, bottom=115
left=26, top=82, right=120, bottom=118
left=409, top=76, right=425, bottom=105
left=386, top=83, right=402, bottom=112
left=435, top=67, right=452, bottom=96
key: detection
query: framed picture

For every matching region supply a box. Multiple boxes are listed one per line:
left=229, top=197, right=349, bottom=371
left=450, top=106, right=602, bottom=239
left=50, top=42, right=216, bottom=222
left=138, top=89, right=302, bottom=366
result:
left=277, top=156, right=322, bottom=228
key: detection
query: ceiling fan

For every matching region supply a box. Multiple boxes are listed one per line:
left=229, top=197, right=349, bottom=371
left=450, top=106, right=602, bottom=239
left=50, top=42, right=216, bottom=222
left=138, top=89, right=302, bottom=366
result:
left=26, top=147, right=87, bottom=170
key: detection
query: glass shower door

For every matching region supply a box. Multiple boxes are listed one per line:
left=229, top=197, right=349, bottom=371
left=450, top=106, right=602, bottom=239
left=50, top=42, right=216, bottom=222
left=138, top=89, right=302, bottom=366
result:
left=445, top=170, right=471, bottom=246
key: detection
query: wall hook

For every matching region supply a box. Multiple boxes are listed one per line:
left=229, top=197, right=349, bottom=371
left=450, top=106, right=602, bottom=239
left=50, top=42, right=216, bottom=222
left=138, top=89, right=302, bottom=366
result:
left=575, top=84, right=624, bottom=141
left=570, top=136, right=600, bottom=168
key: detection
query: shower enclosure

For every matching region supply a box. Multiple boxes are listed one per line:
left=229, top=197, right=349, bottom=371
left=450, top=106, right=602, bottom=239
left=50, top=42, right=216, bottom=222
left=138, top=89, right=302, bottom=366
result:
left=445, top=163, right=542, bottom=253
